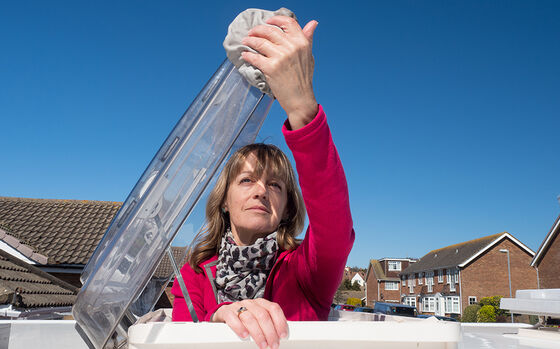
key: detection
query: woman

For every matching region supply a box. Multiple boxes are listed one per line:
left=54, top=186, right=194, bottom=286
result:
left=172, top=16, right=354, bottom=349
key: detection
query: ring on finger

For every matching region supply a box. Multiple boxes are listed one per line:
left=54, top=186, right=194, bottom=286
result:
left=237, top=306, right=248, bottom=317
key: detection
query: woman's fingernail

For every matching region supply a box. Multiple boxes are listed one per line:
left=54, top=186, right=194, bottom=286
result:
left=241, top=331, right=249, bottom=338
left=259, top=342, right=267, bottom=349
left=280, top=332, right=288, bottom=339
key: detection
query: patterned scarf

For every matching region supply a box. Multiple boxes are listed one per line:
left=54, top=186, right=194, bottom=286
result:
left=215, top=229, right=278, bottom=303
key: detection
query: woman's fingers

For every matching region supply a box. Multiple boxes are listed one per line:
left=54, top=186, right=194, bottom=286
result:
left=247, top=24, right=286, bottom=45
left=301, top=20, right=319, bottom=42
left=256, top=298, right=289, bottom=339
left=242, top=36, right=279, bottom=58
left=238, top=304, right=279, bottom=349
left=214, top=300, right=288, bottom=349
left=265, top=16, right=300, bottom=34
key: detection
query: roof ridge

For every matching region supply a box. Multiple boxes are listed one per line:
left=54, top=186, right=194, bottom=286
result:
left=0, top=196, right=122, bottom=205
left=427, top=232, right=505, bottom=255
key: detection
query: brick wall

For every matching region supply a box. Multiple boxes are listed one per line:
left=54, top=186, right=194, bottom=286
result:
left=538, top=232, right=560, bottom=289
left=365, top=266, right=379, bottom=307
left=378, top=280, right=401, bottom=303
left=461, top=238, right=537, bottom=312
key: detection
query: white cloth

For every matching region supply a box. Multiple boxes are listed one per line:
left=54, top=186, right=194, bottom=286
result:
left=223, top=8, right=297, bottom=96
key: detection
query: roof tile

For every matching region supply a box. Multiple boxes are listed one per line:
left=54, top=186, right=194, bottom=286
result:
left=0, top=196, right=122, bottom=265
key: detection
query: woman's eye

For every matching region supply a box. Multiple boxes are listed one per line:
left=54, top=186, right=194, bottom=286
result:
left=240, top=178, right=252, bottom=184
left=270, top=182, right=282, bottom=190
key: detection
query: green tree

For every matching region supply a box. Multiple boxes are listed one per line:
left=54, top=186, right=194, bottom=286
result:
left=477, top=305, right=496, bottom=322
left=351, top=281, right=362, bottom=291
left=341, top=278, right=353, bottom=290
left=461, top=305, right=481, bottom=322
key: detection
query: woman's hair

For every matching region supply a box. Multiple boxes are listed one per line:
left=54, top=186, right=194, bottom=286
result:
left=188, top=143, right=306, bottom=273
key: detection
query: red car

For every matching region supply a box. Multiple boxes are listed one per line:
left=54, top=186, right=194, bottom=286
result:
left=334, top=304, right=356, bottom=311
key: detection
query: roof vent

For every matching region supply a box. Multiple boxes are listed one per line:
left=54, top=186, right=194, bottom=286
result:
left=455, top=249, right=459, bottom=254
left=434, top=253, right=438, bottom=258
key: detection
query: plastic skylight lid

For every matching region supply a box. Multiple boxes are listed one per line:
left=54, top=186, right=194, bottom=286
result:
left=72, top=58, right=273, bottom=349
left=500, top=289, right=560, bottom=318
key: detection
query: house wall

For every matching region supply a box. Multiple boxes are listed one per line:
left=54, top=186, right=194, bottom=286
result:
left=461, top=238, right=537, bottom=313
left=401, top=270, right=459, bottom=316
left=378, top=280, right=401, bottom=303
left=537, top=232, right=560, bottom=289
left=365, top=265, right=379, bottom=307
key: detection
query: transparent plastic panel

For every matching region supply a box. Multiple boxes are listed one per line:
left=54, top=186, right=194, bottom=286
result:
left=72, top=59, right=273, bottom=349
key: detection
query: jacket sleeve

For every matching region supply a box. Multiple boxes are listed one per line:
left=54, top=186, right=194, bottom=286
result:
left=171, top=264, right=206, bottom=321
left=282, top=104, right=355, bottom=307
left=171, top=263, right=231, bottom=322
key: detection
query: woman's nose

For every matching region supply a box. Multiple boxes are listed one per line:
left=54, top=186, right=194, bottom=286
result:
left=253, top=181, right=268, bottom=198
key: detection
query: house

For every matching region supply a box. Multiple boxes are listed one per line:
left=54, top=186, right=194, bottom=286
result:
left=0, top=249, right=78, bottom=319
left=365, top=258, right=417, bottom=307
left=0, top=196, right=122, bottom=288
left=351, top=271, right=366, bottom=287
left=531, top=213, right=560, bottom=289
left=400, top=232, right=537, bottom=319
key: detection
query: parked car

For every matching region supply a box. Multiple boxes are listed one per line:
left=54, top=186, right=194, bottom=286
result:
left=372, top=302, right=417, bottom=317
left=353, top=307, right=375, bottom=313
left=417, top=314, right=458, bottom=322
left=333, top=304, right=356, bottom=312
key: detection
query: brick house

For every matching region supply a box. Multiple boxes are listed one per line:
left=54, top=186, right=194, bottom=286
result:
left=531, top=213, right=560, bottom=289
left=365, top=258, right=417, bottom=307
left=400, top=232, right=537, bottom=318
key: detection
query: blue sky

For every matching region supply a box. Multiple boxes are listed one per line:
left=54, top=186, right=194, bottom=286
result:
left=1, top=1, right=558, bottom=267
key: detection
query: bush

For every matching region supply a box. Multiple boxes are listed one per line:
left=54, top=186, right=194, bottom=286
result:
left=461, top=305, right=481, bottom=322
left=479, top=295, right=510, bottom=321
left=477, top=305, right=496, bottom=322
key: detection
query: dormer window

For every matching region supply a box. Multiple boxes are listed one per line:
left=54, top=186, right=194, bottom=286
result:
left=388, top=261, right=401, bottom=271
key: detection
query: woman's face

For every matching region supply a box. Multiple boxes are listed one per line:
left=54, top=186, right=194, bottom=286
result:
left=224, top=153, right=288, bottom=245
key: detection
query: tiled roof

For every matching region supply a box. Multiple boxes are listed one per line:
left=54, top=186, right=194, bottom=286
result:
left=402, top=233, right=504, bottom=274
left=0, top=250, right=77, bottom=308
left=0, top=196, right=121, bottom=265
left=153, top=246, right=188, bottom=279
left=368, top=259, right=399, bottom=282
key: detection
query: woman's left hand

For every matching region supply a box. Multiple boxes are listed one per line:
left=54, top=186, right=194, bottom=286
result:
left=241, top=16, right=319, bottom=130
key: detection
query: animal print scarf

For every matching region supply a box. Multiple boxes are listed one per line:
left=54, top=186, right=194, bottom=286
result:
left=215, top=229, right=278, bottom=303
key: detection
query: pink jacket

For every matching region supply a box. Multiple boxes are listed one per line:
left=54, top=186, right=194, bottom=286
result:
left=171, top=105, right=354, bottom=321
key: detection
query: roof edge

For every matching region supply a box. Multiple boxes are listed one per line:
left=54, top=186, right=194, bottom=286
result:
left=531, top=214, right=560, bottom=267
left=0, top=249, right=78, bottom=293
left=0, top=228, right=49, bottom=264
left=459, top=232, right=535, bottom=268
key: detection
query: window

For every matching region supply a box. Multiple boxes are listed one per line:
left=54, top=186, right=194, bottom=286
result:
left=447, top=268, right=458, bottom=291
left=418, top=272, right=423, bottom=285
left=438, top=269, right=443, bottom=283
left=444, top=296, right=460, bottom=314
left=468, top=296, right=477, bottom=305
left=388, top=261, right=401, bottom=271
left=426, top=271, right=434, bottom=293
left=385, top=281, right=399, bottom=290
left=404, top=296, right=416, bottom=307
left=422, top=297, right=436, bottom=312
left=407, top=274, right=414, bottom=293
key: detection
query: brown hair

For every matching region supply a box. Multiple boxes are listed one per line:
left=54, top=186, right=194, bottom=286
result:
left=188, top=143, right=306, bottom=273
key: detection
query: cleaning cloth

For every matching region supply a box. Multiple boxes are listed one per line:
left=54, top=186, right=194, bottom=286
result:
left=223, top=8, right=297, bottom=97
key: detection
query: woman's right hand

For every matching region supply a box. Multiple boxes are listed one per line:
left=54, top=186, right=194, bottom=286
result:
left=211, top=298, right=288, bottom=349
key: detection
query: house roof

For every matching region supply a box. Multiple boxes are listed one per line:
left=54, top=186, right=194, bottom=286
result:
left=153, top=246, right=188, bottom=279
left=0, top=196, right=121, bottom=265
left=366, top=259, right=400, bottom=282
left=531, top=213, right=560, bottom=267
left=0, top=249, right=78, bottom=308
left=402, top=232, right=535, bottom=274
